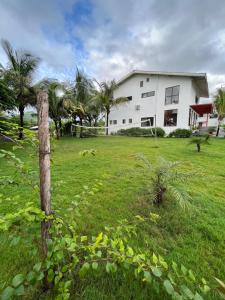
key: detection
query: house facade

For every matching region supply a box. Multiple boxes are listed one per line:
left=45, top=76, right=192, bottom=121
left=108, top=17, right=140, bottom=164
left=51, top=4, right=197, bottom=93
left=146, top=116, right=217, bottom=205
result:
left=108, top=70, right=210, bottom=134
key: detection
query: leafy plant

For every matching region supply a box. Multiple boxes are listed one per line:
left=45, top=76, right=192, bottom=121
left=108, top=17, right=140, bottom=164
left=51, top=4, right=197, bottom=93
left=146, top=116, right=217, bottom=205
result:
left=1, top=40, right=39, bottom=139
left=214, top=88, right=225, bottom=136
left=0, top=207, right=210, bottom=300
left=136, top=155, right=193, bottom=207
left=168, top=128, right=192, bottom=138
left=117, top=127, right=165, bottom=137
left=189, top=135, right=210, bottom=152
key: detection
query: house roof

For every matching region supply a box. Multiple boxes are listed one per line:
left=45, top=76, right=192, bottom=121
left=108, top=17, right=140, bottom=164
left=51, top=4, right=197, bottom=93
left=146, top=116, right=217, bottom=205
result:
left=117, top=70, right=209, bottom=98
left=190, top=103, right=213, bottom=115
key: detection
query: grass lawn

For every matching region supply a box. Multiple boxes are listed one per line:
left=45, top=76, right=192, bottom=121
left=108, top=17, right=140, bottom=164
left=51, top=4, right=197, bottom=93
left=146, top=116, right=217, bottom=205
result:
left=0, top=136, right=225, bottom=299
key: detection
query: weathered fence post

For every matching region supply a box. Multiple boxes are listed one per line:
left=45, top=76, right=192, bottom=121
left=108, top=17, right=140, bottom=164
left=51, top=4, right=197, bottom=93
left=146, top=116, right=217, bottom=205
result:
left=37, top=91, right=51, bottom=255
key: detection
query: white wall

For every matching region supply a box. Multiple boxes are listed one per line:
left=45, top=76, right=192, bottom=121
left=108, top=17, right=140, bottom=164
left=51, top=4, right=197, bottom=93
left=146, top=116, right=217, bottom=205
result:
left=109, top=74, right=197, bottom=134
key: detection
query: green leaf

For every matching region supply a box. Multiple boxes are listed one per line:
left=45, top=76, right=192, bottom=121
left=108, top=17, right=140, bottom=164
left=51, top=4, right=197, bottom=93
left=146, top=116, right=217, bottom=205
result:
left=181, top=285, right=194, bottom=299
left=37, top=272, right=44, bottom=281
left=106, top=262, right=111, bottom=273
left=79, top=262, right=90, bottom=277
left=27, top=271, right=36, bottom=285
left=81, top=236, right=87, bottom=242
left=33, top=262, right=42, bottom=273
left=14, top=284, right=25, bottom=296
left=12, top=274, right=24, bottom=288
left=152, top=253, right=158, bottom=264
left=163, top=280, right=174, bottom=295
left=181, top=265, right=187, bottom=275
left=143, top=271, right=152, bottom=283
left=151, top=267, right=162, bottom=278
left=193, top=293, right=204, bottom=300
left=47, top=269, right=55, bottom=282
left=1, top=286, right=14, bottom=300
left=92, top=262, right=98, bottom=270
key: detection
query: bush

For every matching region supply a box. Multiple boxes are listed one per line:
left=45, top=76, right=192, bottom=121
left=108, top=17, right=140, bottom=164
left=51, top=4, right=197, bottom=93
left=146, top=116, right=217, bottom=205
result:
left=168, top=128, right=192, bottom=138
left=116, top=127, right=165, bottom=137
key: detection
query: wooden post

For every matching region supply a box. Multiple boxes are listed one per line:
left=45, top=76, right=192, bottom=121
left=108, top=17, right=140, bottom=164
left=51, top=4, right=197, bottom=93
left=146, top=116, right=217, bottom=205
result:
left=37, top=92, right=51, bottom=256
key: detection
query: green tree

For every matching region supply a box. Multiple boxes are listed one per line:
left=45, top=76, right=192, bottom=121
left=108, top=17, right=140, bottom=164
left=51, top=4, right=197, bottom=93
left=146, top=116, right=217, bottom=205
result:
left=1, top=40, right=39, bottom=138
left=64, top=69, right=99, bottom=137
left=214, top=88, right=225, bottom=136
left=136, top=155, right=192, bottom=207
left=0, top=78, right=15, bottom=111
left=92, top=80, right=127, bottom=135
left=188, top=134, right=210, bottom=152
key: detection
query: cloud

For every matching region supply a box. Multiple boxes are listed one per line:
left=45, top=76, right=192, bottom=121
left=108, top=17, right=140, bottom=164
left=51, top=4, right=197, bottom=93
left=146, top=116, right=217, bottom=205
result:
left=1, top=0, right=225, bottom=95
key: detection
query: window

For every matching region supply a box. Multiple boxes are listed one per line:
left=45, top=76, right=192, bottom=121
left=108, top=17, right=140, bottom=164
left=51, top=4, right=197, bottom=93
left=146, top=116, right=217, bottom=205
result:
left=165, top=85, right=180, bottom=105
left=146, top=78, right=150, bottom=82
left=110, top=120, right=112, bottom=125
left=122, top=119, right=126, bottom=124
left=141, top=117, right=154, bottom=127
left=127, top=96, right=132, bottom=101
left=141, top=91, right=155, bottom=98
left=113, top=120, right=117, bottom=125
left=129, top=118, right=132, bottom=124
left=164, top=109, right=178, bottom=126
left=140, top=80, right=143, bottom=87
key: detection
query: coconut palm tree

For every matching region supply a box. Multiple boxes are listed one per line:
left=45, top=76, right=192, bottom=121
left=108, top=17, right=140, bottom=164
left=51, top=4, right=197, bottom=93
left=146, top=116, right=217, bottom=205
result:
left=64, top=69, right=98, bottom=137
left=1, top=40, right=39, bottom=138
left=0, top=78, right=15, bottom=111
left=92, top=80, right=128, bottom=135
left=214, top=88, right=225, bottom=137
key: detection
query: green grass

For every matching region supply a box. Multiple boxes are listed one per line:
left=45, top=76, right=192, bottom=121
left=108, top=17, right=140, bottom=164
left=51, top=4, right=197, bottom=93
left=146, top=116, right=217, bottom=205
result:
left=1, top=136, right=225, bottom=299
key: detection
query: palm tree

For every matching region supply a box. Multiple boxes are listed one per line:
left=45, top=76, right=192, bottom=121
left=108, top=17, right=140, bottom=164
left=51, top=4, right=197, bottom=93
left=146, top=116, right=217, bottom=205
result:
left=92, top=80, right=128, bottom=135
left=1, top=40, right=39, bottom=138
left=136, top=155, right=192, bottom=208
left=64, top=69, right=97, bottom=137
left=214, top=88, right=225, bottom=137
left=188, top=134, right=210, bottom=152
left=0, top=78, right=15, bottom=111
left=38, top=80, right=66, bottom=139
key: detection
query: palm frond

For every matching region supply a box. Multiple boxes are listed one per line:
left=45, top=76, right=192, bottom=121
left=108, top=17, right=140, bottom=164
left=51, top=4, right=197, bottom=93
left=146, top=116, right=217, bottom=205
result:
left=167, top=184, right=192, bottom=209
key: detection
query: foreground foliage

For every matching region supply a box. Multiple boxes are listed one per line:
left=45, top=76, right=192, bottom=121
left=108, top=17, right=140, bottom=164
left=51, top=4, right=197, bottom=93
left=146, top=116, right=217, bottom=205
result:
left=1, top=136, right=225, bottom=299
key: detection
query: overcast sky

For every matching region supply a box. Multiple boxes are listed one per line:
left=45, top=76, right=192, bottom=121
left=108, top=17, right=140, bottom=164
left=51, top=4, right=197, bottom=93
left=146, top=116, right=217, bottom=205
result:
left=1, top=0, right=225, bottom=96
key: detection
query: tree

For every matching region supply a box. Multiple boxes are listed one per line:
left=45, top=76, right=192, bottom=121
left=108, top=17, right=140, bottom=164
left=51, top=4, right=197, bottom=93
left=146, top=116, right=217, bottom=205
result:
left=214, top=88, right=225, bottom=137
left=64, top=69, right=99, bottom=137
left=188, top=134, right=210, bottom=152
left=136, top=155, right=192, bottom=207
left=38, top=80, right=66, bottom=139
left=92, top=80, right=128, bottom=135
left=1, top=40, right=39, bottom=138
left=0, top=78, right=15, bottom=111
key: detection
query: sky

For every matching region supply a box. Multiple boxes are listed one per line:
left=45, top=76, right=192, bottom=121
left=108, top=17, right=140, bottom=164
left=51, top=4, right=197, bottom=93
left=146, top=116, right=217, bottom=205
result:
left=1, top=0, right=225, bottom=96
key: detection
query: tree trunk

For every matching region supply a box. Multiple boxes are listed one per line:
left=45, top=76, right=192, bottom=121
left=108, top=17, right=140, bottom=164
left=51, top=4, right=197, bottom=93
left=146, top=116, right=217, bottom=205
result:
left=54, top=120, right=60, bottom=139
left=106, top=111, right=109, bottom=136
left=37, top=92, right=52, bottom=290
left=59, top=118, right=63, bottom=137
left=216, top=122, right=220, bottom=137
left=197, top=143, right=200, bottom=152
left=18, top=105, right=24, bottom=139
left=80, top=118, right=83, bottom=138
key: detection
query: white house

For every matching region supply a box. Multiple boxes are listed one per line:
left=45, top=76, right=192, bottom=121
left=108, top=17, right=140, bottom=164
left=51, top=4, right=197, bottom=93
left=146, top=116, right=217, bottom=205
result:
left=108, top=70, right=211, bottom=135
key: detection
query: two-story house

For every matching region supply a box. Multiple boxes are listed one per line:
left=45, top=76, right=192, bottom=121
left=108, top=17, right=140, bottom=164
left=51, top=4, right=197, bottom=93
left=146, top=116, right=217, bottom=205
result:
left=108, top=70, right=210, bottom=134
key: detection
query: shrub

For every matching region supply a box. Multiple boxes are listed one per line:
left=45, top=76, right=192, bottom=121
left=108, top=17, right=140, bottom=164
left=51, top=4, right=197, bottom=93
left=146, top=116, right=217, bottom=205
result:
left=117, top=127, right=165, bottom=137
left=136, top=155, right=192, bottom=207
left=168, top=128, right=192, bottom=138
left=189, top=134, right=210, bottom=152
